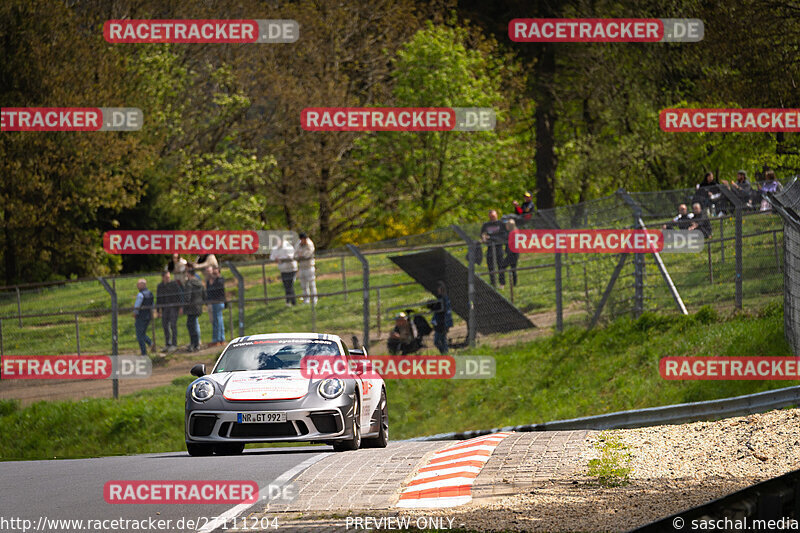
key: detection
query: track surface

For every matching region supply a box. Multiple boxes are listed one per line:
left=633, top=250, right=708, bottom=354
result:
left=0, top=446, right=329, bottom=533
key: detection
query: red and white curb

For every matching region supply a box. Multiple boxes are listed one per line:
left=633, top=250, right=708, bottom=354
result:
left=396, top=432, right=513, bottom=508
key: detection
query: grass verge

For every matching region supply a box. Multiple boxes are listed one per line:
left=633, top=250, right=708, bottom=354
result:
left=0, top=303, right=791, bottom=461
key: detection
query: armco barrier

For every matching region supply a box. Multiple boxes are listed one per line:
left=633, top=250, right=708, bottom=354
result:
left=631, top=467, right=800, bottom=532
left=410, top=384, right=800, bottom=441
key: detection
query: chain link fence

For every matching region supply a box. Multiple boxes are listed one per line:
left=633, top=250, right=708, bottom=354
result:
left=0, top=182, right=789, bottom=401
left=768, top=178, right=800, bottom=355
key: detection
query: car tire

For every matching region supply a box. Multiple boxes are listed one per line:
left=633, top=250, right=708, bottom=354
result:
left=186, top=442, right=215, bottom=456
left=215, top=443, right=245, bottom=455
left=362, top=388, right=388, bottom=448
left=333, top=395, right=361, bottom=452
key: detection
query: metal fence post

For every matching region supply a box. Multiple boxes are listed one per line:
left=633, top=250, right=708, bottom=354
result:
left=376, top=287, right=381, bottom=339
left=717, top=185, right=745, bottom=310
left=310, top=296, right=317, bottom=332
left=226, top=262, right=245, bottom=337
left=341, top=255, right=348, bottom=302
left=228, top=303, right=233, bottom=339
left=735, top=205, right=743, bottom=309
left=261, top=261, right=268, bottom=305
left=98, top=277, right=118, bottom=399
left=774, top=231, right=782, bottom=272
left=720, top=218, right=725, bottom=264
left=347, top=244, right=369, bottom=349
left=451, top=225, right=476, bottom=347
left=555, top=253, right=563, bottom=331
left=16, top=286, right=22, bottom=327
left=75, top=313, right=81, bottom=356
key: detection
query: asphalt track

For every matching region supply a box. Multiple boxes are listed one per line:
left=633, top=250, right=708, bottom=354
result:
left=0, top=446, right=331, bottom=533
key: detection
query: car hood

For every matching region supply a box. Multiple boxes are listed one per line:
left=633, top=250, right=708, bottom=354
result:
left=216, top=369, right=311, bottom=401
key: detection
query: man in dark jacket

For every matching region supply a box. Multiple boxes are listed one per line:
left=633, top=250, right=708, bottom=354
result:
left=183, top=265, right=205, bottom=352
left=480, top=209, right=506, bottom=288
left=156, top=270, right=181, bottom=352
left=427, top=281, right=453, bottom=354
left=688, top=202, right=712, bottom=238
left=134, top=278, right=154, bottom=356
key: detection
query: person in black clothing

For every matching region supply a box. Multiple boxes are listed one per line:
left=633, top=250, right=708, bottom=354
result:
left=512, top=192, right=535, bottom=225
left=503, top=217, right=520, bottom=286
left=427, top=281, right=453, bottom=354
left=727, top=170, right=754, bottom=208
left=134, top=278, right=154, bottom=356
left=688, top=202, right=712, bottom=238
left=662, top=204, right=693, bottom=230
left=693, top=172, right=720, bottom=212
left=480, top=209, right=506, bottom=288
left=156, top=271, right=181, bottom=352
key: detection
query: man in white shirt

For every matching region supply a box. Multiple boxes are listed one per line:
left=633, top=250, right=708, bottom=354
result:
left=295, top=232, right=318, bottom=304
left=270, top=239, right=298, bottom=306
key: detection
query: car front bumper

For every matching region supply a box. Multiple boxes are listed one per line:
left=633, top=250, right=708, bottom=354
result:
left=185, top=395, right=355, bottom=444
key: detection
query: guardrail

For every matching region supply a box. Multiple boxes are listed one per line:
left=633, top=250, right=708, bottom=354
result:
left=631, top=467, right=800, bottom=532
left=409, top=384, right=800, bottom=440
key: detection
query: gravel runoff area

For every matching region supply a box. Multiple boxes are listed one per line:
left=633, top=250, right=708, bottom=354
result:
left=393, top=408, right=800, bottom=532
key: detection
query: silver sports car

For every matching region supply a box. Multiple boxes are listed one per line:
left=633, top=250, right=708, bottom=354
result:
left=184, top=333, right=388, bottom=455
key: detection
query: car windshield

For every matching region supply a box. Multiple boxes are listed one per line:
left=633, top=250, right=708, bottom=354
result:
left=213, top=338, right=341, bottom=373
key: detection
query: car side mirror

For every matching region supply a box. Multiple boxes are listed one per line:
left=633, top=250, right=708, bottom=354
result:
left=190, top=364, right=206, bottom=377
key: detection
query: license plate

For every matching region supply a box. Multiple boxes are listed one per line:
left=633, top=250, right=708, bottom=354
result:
left=237, top=412, right=287, bottom=424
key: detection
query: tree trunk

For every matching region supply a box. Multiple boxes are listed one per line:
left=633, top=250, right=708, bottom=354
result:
left=535, top=42, right=557, bottom=210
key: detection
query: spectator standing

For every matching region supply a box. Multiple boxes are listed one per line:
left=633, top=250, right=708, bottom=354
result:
left=133, top=278, right=154, bottom=356
left=688, top=203, right=712, bottom=238
left=270, top=240, right=298, bottom=306
left=662, top=204, right=693, bottom=229
left=156, top=271, right=180, bottom=352
left=503, top=218, right=520, bottom=286
left=205, top=266, right=226, bottom=346
left=480, top=209, right=506, bottom=288
left=167, top=253, right=188, bottom=283
left=295, top=232, right=318, bottom=305
left=183, top=264, right=205, bottom=351
left=428, top=281, right=453, bottom=354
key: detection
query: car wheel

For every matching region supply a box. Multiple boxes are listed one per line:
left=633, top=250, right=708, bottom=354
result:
left=186, top=442, right=214, bottom=456
left=215, top=443, right=245, bottom=455
left=333, top=395, right=361, bottom=452
left=362, top=388, right=388, bottom=448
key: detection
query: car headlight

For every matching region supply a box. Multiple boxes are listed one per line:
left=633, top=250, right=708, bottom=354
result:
left=318, top=378, right=344, bottom=399
left=191, top=380, right=215, bottom=402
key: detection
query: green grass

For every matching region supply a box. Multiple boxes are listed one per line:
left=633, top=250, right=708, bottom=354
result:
left=0, top=303, right=792, bottom=461
left=0, top=212, right=785, bottom=356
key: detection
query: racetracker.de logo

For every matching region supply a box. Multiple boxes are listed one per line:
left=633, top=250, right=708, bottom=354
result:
left=660, top=357, right=800, bottom=380
left=509, top=229, right=663, bottom=254
left=301, top=355, right=495, bottom=379
left=1, top=355, right=151, bottom=380
left=104, top=19, right=299, bottom=43
left=1, top=108, right=142, bottom=132
left=104, top=481, right=258, bottom=504
left=660, top=108, right=800, bottom=132
left=509, top=19, right=703, bottom=43
left=301, top=107, right=496, bottom=132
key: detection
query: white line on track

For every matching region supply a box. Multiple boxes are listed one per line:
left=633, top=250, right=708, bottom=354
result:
left=197, top=452, right=329, bottom=533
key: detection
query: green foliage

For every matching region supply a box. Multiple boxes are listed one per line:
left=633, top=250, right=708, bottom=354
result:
left=353, top=22, right=531, bottom=233
left=587, top=433, right=632, bottom=486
